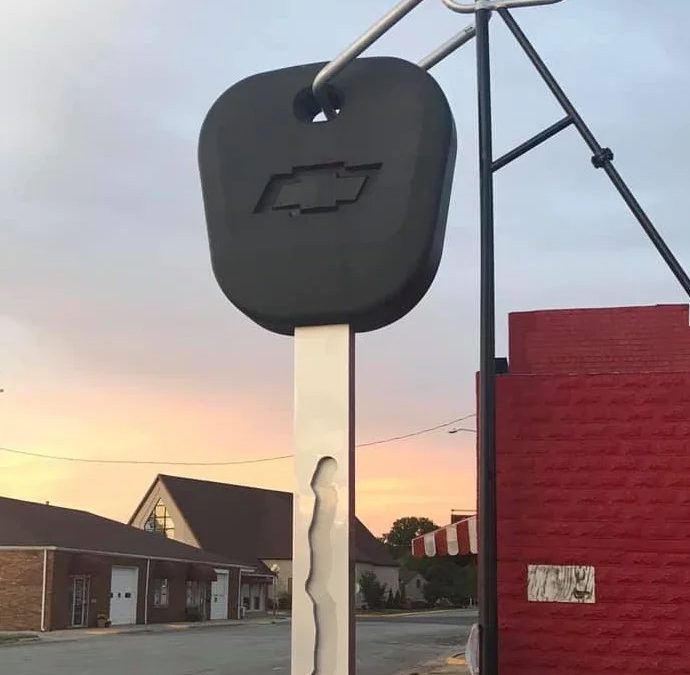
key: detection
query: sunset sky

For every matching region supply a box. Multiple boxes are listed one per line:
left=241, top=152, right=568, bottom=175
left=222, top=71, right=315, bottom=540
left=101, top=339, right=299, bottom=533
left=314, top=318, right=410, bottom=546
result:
left=2, top=0, right=689, bottom=537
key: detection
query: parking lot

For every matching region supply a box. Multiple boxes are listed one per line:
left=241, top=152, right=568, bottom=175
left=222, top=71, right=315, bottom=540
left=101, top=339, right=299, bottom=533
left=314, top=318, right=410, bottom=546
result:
left=1, top=610, right=475, bottom=675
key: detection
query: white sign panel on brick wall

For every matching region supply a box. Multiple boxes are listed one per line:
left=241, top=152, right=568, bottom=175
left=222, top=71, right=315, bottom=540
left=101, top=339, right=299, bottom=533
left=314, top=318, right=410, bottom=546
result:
left=527, top=564, right=596, bottom=604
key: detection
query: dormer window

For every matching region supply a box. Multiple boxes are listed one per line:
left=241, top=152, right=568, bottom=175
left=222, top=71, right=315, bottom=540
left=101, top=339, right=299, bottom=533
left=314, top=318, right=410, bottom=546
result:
left=143, top=499, right=175, bottom=538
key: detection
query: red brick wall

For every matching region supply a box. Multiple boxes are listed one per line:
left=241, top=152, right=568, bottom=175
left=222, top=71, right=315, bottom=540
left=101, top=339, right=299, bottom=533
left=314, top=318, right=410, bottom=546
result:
left=497, top=305, right=690, bottom=675
left=509, top=304, right=690, bottom=375
left=0, top=550, right=44, bottom=631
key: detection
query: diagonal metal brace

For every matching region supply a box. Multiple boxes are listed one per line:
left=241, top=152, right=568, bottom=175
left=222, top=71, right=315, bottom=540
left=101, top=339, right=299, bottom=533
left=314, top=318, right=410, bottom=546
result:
left=492, top=115, right=573, bottom=172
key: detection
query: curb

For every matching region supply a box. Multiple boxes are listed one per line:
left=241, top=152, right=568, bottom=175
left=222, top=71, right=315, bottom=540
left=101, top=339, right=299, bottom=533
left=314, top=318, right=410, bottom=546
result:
left=357, top=609, right=477, bottom=619
left=0, top=634, right=40, bottom=648
left=0, top=617, right=290, bottom=648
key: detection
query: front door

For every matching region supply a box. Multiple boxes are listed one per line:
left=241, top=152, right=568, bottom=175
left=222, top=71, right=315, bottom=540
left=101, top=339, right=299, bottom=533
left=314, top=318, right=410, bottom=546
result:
left=110, top=566, right=139, bottom=625
left=210, top=570, right=229, bottom=620
left=70, top=576, right=90, bottom=627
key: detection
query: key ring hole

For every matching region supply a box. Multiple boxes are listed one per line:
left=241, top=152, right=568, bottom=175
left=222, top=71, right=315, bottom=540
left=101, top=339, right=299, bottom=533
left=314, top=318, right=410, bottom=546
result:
left=294, top=85, right=342, bottom=123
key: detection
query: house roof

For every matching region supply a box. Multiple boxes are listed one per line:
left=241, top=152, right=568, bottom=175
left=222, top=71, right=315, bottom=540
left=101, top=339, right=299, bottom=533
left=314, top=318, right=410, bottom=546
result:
left=400, top=569, right=424, bottom=584
left=0, top=496, right=249, bottom=569
left=148, top=475, right=397, bottom=568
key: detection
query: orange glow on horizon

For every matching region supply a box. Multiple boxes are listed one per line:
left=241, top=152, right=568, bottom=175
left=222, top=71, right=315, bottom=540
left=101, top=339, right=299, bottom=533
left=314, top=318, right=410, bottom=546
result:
left=0, top=369, right=476, bottom=536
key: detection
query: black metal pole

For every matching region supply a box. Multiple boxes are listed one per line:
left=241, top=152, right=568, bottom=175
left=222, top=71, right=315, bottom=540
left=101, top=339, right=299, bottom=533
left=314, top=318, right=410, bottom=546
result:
left=499, top=8, right=690, bottom=297
left=475, top=6, right=498, bottom=675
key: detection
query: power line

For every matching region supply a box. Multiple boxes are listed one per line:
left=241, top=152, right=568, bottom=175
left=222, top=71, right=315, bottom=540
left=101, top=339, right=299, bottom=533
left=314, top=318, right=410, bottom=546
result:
left=356, top=413, right=476, bottom=447
left=0, top=445, right=293, bottom=467
left=0, top=413, right=476, bottom=467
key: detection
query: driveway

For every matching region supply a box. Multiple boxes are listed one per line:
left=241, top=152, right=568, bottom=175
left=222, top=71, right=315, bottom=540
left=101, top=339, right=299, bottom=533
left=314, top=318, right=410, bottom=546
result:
left=1, top=610, right=475, bottom=675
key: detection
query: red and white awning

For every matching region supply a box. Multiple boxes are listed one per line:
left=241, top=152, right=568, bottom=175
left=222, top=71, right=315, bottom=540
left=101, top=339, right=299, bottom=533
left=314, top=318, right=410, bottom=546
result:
left=411, top=516, right=478, bottom=558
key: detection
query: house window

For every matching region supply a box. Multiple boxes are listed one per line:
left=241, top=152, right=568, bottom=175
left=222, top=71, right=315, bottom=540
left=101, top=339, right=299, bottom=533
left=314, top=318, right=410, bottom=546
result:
left=186, top=580, right=201, bottom=608
left=416, top=579, right=421, bottom=589
left=154, top=578, right=169, bottom=608
left=143, top=499, right=175, bottom=538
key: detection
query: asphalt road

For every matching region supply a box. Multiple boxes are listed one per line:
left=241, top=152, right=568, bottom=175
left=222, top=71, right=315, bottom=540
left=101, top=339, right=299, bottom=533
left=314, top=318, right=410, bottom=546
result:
left=1, top=610, right=476, bottom=675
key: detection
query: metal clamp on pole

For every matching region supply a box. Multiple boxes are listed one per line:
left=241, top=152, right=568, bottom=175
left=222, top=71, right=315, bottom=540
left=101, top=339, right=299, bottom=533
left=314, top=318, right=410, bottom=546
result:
left=442, top=0, right=563, bottom=13
left=313, top=0, right=477, bottom=119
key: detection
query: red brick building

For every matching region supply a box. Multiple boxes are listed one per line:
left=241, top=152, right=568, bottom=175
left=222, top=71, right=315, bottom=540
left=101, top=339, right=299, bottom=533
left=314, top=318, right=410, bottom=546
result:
left=497, top=304, right=690, bottom=675
left=0, top=496, right=262, bottom=631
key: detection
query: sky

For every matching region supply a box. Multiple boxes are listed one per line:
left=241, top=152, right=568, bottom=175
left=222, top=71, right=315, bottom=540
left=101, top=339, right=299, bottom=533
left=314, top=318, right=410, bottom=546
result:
left=1, top=0, right=689, bottom=538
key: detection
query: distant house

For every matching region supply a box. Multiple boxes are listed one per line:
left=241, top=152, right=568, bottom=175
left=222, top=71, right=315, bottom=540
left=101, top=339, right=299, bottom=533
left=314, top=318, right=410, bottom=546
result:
left=129, top=475, right=399, bottom=610
left=399, top=570, right=426, bottom=604
left=0, top=496, right=254, bottom=631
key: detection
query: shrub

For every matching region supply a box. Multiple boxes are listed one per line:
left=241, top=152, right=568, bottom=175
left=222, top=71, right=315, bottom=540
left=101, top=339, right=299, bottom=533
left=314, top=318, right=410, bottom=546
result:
left=359, top=571, right=387, bottom=610
left=185, top=607, right=202, bottom=622
left=278, top=593, right=292, bottom=610
left=393, top=590, right=402, bottom=609
left=385, top=589, right=395, bottom=609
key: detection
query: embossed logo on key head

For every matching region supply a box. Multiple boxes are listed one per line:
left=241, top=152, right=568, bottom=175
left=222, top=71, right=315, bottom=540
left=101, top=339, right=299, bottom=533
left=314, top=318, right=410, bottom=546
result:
left=256, top=162, right=382, bottom=215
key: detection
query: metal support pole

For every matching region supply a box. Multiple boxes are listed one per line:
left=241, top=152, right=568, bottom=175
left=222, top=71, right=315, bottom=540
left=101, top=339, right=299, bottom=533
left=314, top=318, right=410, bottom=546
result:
left=499, top=8, right=690, bottom=297
left=418, top=24, right=476, bottom=71
left=292, top=324, right=355, bottom=675
left=475, top=6, right=499, bottom=675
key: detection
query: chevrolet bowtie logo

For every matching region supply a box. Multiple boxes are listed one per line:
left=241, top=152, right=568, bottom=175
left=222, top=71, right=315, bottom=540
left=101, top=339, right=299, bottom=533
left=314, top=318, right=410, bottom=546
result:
left=255, top=162, right=382, bottom=215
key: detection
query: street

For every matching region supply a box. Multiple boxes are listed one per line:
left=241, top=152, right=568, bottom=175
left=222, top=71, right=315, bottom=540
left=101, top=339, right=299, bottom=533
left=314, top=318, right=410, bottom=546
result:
left=0, top=610, right=475, bottom=675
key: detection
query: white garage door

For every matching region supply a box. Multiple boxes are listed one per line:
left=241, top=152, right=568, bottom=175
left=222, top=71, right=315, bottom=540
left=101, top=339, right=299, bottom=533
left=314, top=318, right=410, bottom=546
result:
left=110, top=566, right=139, bottom=625
left=210, top=570, right=229, bottom=620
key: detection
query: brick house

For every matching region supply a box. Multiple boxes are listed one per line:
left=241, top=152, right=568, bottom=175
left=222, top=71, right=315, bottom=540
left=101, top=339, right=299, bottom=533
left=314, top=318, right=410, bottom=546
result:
left=498, top=304, right=690, bottom=674
left=0, top=496, right=260, bottom=631
left=129, top=475, right=399, bottom=610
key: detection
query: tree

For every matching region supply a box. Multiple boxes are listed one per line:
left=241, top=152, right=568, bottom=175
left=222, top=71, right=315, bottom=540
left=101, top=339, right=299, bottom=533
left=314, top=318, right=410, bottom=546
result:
left=382, top=516, right=438, bottom=560
left=399, top=583, right=407, bottom=608
left=359, top=571, right=387, bottom=610
left=385, top=588, right=395, bottom=609
left=422, top=558, right=478, bottom=607
left=393, top=590, right=402, bottom=609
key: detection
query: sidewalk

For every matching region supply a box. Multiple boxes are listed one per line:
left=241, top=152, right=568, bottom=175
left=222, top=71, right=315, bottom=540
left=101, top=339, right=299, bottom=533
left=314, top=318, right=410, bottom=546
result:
left=415, top=652, right=470, bottom=675
left=0, top=614, right=289, bottom=646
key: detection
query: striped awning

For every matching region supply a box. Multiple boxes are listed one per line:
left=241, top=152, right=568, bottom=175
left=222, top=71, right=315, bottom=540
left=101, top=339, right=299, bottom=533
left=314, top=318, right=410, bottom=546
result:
left=411, top=516, right=478, bottom=558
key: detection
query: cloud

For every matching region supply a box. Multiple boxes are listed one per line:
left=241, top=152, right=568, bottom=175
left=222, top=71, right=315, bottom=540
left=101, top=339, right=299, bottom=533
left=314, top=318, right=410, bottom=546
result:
left=2, top=0, right=689, bottom=527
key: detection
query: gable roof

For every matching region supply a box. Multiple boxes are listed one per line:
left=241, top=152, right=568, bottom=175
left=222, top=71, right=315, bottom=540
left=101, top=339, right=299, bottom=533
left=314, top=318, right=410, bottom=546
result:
left=400, top=569, right=424, bottom=584
left=0, top=496, right=249, bottom=568
left=146, top=475, right=397, bottom=568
